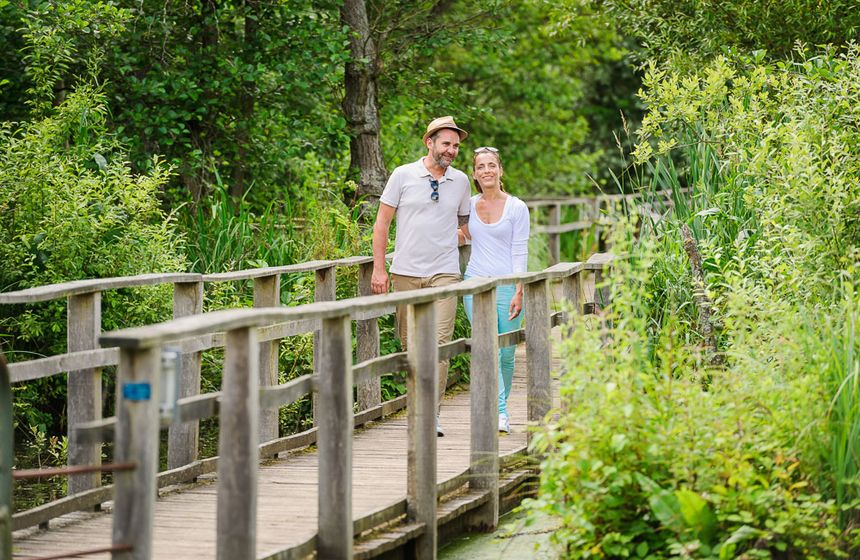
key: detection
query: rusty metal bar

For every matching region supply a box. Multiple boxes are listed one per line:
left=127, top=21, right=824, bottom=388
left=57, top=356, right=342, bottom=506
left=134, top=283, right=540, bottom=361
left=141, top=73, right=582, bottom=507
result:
left=15, top=543, right=133, bottom=560
left=12, top=462, right=136, bottom=481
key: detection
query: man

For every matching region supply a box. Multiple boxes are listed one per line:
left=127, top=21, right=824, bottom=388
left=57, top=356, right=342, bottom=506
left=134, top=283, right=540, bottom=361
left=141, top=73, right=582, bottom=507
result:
left=371, top=116, right=471, bottom=437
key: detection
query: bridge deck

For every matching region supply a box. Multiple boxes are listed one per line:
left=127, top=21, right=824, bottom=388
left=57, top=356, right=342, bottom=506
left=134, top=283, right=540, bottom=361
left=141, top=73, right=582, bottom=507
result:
left=12, top=339, right=565, bottom=559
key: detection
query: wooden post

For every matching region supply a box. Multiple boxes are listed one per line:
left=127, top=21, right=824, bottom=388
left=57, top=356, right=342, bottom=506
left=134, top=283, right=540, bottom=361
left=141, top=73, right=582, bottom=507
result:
left=356, top=262, right=380, bottom=411
left=525, top=279, right=551, bottom=447
left=406, top=302, right=438, bottom=559
left=254, top=274, right=280, bottom=446
left=216, top=327, right=259, bottom=560
left=591, top=198, right=602, bottom=253
left=112, top=346, right=161, bottom=560
left=548, top=204, right=560, bottom=265
left=0, top=355, right=12, bottom=560
left=317, top=314, right=353, bottom=560
left=467, top=288, right=499, bottom=531
left=168, top=281, right=203, bottom=469
left=67, top=292, right=101, bottom=494
left=561, top=269, right=584, bottom=321
left=313, top=266, right=337, bottom=425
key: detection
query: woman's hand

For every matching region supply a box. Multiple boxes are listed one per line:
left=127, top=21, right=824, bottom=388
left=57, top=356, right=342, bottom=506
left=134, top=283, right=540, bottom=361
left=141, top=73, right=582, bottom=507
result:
left=508, top=290, right=523, bottom=320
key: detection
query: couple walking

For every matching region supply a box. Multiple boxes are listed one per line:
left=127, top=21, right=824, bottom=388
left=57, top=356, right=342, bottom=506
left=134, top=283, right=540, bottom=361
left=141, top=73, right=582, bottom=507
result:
left=371, top=116, right=530, bottom=437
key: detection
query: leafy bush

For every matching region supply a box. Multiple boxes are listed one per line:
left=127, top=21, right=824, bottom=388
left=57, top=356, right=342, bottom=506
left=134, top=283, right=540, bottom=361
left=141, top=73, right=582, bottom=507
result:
left=0, top=85, right=185, bottom=429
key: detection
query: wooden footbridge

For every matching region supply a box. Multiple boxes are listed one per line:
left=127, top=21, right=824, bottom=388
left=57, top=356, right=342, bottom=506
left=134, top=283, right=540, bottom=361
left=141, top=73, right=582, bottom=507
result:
left=0, top=191, right=679, bottom=559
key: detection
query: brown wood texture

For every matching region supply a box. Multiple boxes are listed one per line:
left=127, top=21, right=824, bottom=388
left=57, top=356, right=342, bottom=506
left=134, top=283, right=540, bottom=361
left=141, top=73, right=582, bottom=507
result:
left=169, top=280, right=203, bottom=470
left=12, top=339, right=564, bottom=560
left=254, top=274, right=281, bottom=446
left=66, top=293, right=102, bottom=495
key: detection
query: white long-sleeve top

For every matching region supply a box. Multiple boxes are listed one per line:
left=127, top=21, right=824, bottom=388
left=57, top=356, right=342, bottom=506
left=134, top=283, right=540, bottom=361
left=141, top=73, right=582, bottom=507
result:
left=465, top=194, right=530, bottom=278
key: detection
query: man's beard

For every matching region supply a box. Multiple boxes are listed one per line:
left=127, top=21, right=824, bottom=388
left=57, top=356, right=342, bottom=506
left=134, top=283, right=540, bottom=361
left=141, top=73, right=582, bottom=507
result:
left=433, top=150, right=452, bottom=168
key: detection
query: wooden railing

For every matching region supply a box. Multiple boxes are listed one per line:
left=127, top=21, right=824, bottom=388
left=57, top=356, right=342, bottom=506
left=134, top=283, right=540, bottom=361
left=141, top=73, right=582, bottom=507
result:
left=0, top=187, right=671, bottom=537
left=0, top=258, right=390, bottom=521
left=84, top=256, right=610, bottom=559
left=528, top=189, right=684, bottom=263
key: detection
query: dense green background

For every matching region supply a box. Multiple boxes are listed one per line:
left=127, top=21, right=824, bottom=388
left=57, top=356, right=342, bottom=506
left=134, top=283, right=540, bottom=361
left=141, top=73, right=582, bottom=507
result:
left=3, top=1, right=860, bottom=555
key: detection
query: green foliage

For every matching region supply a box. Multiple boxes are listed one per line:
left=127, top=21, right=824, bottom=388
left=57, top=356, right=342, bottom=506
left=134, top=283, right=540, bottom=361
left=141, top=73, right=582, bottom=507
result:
left=553, top=0, right=860, bottom=68
left=526, top=45, right=860, bottom=557
left=0, top=85, right=185, bottom=433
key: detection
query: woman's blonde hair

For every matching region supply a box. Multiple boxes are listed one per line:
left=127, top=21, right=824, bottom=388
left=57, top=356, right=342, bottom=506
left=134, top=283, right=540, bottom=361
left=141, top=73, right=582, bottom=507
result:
left=472, top=147, right=504, bottom=194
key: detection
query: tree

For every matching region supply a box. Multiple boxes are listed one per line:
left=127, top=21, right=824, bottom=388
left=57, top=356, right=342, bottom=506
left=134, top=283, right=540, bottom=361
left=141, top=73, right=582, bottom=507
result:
left=341, top=0, right=387, bottom=211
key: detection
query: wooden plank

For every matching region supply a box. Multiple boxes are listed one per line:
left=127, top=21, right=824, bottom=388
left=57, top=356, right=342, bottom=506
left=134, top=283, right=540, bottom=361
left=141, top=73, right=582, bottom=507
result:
left=7, top=348, right=119, bottom=383
left=532, top=220, right=592, bottom=234
left=467, top=288, right=499, bottom=531
left=406, top=302, right=438, bottom=560
left=0, top=273, right=201, bottom=304
left=169, top=280, right=203, bottom=470
left=525, top=279, right=551, bottom=448
left=312, top=266, right=336, bottom=426
left=66, top=292, right=101, bottom=495
left=548, top=204, right=560, bottom=265
left=317, top=314, right=353, bottom=559
left=217, top=327, right=259, bottom=560
left=259, top=375, right=315, bottom=411
left=112, top=346, right=161, bottom=560
left=1, top=354, right=11, bottom=560
left=356, top=262, right=380, bottom=412
left=254, top=274, right=281, bottom=446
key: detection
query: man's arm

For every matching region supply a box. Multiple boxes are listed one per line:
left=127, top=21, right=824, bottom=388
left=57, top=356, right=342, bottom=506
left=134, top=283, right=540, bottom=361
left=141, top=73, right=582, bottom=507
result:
left=371, top=203, right=397, bottom=294
left=458, top=215, right=470, bottom=244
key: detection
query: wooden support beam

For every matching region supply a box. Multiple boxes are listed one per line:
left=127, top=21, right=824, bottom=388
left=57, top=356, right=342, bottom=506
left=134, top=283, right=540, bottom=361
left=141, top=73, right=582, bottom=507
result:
left=467, top=288, right=499, bottom=531
left=548, top=204, right=560, bottom=265
left=406, top=301, right=438, bottom=560
left=67, top=292, right=101, bottom=495
left=112, top=346, right=161, bottom=560
left=356, top=262, right=380, bottom=412
left=525, top=279, right=551, bottom=448
left=169, top=281, right=203, bottom=470
left=317, top=314, right=353, bottom=559
left=313, top=266, right=336, bottom=426
left=254, top=274, right=281, bottom=447
left=217, top=327, right=259, bottom=560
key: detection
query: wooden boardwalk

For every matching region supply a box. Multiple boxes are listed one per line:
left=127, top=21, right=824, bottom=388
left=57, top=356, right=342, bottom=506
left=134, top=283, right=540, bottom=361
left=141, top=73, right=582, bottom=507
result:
left=12, top=338, right=566, bottom=560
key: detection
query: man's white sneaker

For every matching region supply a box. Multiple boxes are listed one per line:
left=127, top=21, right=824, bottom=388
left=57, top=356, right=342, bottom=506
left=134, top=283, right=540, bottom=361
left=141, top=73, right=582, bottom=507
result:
left=498, top=413, right=511, bottom=434
left=436, top=416, right=445, bottom=437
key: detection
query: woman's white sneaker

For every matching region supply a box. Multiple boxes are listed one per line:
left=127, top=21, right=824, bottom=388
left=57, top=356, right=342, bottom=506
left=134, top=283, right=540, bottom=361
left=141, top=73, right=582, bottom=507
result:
left=498, top=413, right=511, bottom=434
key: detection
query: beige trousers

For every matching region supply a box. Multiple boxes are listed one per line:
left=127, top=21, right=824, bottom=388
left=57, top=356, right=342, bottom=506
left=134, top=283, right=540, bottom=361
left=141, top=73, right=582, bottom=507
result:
left=391, top=273, right=460, bottom=414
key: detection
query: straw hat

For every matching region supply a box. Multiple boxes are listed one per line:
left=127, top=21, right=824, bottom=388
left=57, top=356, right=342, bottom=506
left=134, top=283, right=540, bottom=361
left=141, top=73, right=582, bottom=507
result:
left=422, top=116, right=469, bottom=143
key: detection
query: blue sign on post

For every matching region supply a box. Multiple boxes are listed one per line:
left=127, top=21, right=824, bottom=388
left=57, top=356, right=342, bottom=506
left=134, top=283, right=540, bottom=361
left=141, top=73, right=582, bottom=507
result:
left=122, top=382, right=152, bottom=401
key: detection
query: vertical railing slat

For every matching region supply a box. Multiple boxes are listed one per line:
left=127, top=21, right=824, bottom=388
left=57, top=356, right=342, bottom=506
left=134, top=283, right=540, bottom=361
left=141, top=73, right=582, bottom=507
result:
left=216, top=327, right=259, bottom=560
left=467, top=288, right=499, bottom=530
left=112, top=346, right=161, bottom=560
left=548, top=204, right=560, bottom=265
left=313, top=266, right=337, bottom=425
left=356, top=262, right=380, bottom=412
left=1, top=354, right=12, bottom=560
left=318, top=313, right=353, bottom=559
left=254, top=274, right=281, bottom=447
left=525, top=279, right=552, bottom=447
left=67, top=292, right=101, bottom=494
left=406, top=302, right=438, bottom=559
left=169, top=280, right=203, bottom=469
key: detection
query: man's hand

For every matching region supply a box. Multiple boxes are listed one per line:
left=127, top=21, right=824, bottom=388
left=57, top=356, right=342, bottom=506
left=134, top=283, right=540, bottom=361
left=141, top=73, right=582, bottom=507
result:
left=371, top=267, right=390, bottom=294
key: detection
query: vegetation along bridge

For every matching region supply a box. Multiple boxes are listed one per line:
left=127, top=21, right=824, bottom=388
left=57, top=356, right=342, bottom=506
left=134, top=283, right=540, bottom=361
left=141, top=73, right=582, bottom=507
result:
left=0, top=191, right=679, bottom=559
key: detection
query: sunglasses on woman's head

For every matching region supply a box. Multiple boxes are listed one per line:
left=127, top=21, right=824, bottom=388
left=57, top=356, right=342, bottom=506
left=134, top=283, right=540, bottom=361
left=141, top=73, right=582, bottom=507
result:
left=474, top=146, right=499, bottom=154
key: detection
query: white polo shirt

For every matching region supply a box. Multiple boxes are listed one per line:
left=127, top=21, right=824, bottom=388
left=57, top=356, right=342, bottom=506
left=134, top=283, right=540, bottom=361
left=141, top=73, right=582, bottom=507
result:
left=380, top=158, right=471, bottom=277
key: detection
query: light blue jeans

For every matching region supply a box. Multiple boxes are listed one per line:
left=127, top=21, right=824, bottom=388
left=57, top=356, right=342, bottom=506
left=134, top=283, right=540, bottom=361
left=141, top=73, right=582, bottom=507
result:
left=463, top=278, right=523, bottom=417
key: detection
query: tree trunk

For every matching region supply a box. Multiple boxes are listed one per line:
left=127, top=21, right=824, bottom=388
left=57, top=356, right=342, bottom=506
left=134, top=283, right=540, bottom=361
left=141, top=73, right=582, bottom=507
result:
left=230, top=0, right=258, bottom=199
left=341, top=0, right=387, bottom=216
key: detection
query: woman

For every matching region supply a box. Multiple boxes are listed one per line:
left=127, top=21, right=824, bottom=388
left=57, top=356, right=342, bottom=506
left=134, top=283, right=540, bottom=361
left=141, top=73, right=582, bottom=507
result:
left=461, top=146, right=530, bottom=434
